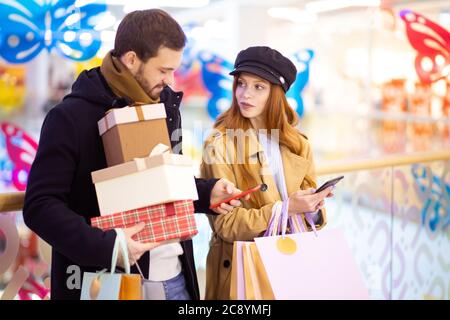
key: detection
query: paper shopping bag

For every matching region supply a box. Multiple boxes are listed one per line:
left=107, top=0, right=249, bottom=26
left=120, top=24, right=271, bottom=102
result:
left=80, top=229, right=142, bottom=300
left=242, top=242, right=275, bottom=300
left=254, top=228, right=369, bottom=300
left=119, top=274, right=142, bottom=300
left=230, top=241, right=275, bottom=300
left=230, top=241, right=246, bottom=300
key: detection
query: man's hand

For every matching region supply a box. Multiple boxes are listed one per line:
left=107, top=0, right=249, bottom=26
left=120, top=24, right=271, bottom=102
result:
left=117, top=223, right=160, bottom=268
left=210, top=178, right=250, bottom=215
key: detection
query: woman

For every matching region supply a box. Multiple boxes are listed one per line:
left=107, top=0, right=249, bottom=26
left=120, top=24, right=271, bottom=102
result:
left=200, top=46, right=334, bottom=300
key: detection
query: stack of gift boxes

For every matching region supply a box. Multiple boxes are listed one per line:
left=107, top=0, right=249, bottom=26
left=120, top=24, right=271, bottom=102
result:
left=91, top=103, right=198, bottom=243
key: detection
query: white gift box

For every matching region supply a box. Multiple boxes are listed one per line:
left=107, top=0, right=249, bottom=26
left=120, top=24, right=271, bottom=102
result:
left=92, top=148, right=198, bottom=216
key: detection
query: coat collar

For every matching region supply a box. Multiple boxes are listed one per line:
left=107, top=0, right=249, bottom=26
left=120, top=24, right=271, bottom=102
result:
left=160, top=86, right=183, bottom=108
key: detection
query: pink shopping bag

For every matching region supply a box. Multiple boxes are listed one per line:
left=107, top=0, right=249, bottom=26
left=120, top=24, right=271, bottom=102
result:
left=254, top=227, right=370, bottom=300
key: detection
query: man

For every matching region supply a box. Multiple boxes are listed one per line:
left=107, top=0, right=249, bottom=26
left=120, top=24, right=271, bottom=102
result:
left=23, top=9, right=245, bottom=300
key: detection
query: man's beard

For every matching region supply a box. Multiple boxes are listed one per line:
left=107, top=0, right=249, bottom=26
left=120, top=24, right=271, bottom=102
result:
left=135, top=65, right=163, bottom=100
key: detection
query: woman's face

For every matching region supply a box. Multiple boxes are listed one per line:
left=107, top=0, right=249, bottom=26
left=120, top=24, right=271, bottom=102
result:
left=235, top=72, right=271, bottom=120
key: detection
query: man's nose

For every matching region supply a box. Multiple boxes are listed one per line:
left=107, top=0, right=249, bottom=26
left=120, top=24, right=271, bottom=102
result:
left=165, top=72, right=175, bottom=87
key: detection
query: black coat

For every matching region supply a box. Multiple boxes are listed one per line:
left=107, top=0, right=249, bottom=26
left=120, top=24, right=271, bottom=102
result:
left=23, top=67, right=217, bottom=300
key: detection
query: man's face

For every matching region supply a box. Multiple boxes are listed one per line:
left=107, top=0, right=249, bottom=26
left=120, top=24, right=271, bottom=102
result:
left=132, top=47, right=183, bottom=100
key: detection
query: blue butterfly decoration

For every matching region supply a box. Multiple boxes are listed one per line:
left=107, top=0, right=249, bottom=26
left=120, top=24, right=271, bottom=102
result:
left=0, top=0, right=106, bottom=63
left=198, top=49, right=314, bottom=120
left=179, top=22, right=198, bottom=75
left=411, top=164, right=450, bottom=232
left=286, top=49, right=314, bottom=118
left=198, top=50, right=234, bottom=120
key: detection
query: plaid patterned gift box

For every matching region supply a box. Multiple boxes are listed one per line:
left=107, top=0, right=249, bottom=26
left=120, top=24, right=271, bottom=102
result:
left=91, top=200, right=197, bottom=243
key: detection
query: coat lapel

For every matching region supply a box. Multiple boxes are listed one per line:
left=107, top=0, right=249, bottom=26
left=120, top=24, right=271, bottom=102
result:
left=247, top=132, right=311, bottom=200
left=280, top=146, right=311, bottom=196
left=247, top=132, right=281, bottom=203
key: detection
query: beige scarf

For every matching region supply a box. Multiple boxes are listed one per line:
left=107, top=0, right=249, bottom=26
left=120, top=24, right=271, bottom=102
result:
left=100, top=51, right=160, bottom=105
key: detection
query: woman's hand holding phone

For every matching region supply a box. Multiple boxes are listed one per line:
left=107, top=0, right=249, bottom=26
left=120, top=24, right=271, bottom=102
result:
left=287, top=176, right=343, bottom=215
left=287, top=187, right=334, bottom=215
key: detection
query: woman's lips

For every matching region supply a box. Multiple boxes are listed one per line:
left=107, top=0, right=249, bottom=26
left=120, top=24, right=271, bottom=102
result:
left=240, top=102, right=255, bottom=110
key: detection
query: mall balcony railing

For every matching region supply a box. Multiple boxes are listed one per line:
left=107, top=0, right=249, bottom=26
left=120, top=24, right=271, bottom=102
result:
left=1, top=150, right=449, bottom=300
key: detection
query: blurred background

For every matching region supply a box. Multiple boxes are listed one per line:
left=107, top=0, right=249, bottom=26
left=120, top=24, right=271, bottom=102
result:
left=0, top=0, right=449, bottom=300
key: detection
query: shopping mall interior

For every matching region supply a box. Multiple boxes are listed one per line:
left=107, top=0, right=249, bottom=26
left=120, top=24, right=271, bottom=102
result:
left=0, top=0, right=449, bottom=300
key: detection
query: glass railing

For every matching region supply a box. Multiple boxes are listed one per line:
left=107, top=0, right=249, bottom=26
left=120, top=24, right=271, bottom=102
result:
left=316, top=151, right=449, bottom=300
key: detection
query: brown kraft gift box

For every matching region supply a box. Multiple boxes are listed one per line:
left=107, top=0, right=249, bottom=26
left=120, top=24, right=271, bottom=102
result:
left=98, top=103, right=171, bottom=166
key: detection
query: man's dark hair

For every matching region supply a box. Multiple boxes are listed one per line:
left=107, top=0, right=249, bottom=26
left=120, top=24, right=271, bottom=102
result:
left=113, top=9, right=186, bottom=61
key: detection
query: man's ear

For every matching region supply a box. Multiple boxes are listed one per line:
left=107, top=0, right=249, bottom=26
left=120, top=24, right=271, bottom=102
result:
left=119, top=51, right=139, bottom=72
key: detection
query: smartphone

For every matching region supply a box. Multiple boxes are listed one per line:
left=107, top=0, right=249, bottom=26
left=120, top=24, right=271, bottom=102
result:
left=314, top=176, right=344, bottom=194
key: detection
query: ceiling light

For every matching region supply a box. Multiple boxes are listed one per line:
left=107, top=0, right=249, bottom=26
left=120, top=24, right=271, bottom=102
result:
left=306, top=0, right=381, bottom=13
left=268, top=7, right=318, bottom=24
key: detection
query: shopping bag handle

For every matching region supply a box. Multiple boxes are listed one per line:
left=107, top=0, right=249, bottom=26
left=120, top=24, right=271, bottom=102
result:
left=304, top=212, right=318, bottom=236
left=263, top=202, right=280, bottom=237
left=280, top=199, right=289, bottom=237
left=263, top=200, right=289, bottom=237
left=264, top=200, right=316, bottom=237
left=110, top=228, right=131, bottom=274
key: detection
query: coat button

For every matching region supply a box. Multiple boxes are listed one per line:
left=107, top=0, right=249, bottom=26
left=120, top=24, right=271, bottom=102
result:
left=169, top=118, right=173, bottom=122
left=173, top=103, right=177, bottom=107
left=223, top=260, right=230, bottom=268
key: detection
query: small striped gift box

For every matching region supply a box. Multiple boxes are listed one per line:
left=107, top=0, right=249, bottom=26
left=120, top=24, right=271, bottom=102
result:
left=91, top=200, right=197, bottom=243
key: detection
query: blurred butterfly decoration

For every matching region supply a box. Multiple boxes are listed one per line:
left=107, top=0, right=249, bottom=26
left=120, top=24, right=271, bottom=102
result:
left=411, top=164, right=449, bottom=232
left=174, top=23, right=209, bottom=100
left=175, top=23, right=232, bottom=119
left=198, top=50, right=234, bottom=120
left=0, top=122, right=38, bottom=191
left=178, top=22, right=199, bottom=75
left=0, top=0, right=106, bottom=63
left=196, top=49, right=314, bottom=120
left=286, top=49, right=314, bottom=118
left=399, top=10, right=450, bottom=84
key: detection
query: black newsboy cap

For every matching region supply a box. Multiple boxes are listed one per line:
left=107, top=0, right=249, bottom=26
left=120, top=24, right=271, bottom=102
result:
left=230, top=46, right=297, bottom=92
